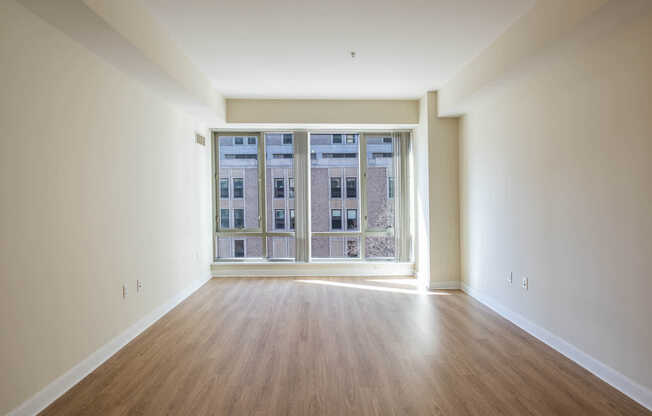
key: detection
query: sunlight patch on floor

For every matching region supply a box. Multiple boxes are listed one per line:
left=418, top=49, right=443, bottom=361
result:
left=295, top=279, right=451, bottom=295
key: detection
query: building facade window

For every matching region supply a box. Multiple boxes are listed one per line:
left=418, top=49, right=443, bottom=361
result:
left=323, top=153, right=356, bottom=159
left=290, top=209, right=295, bottom=230
left=234, top=136, right=244, bottom=145
left=331, top=209, right=342, bottom=230
left=274, top=178, right=284, bottom=198
left=220, top=209, right=229, bottom=229
left=388, top=177, right=395, bottom=199
left=346, top=177, right=357, bottom=198
left=282, top=133, right=293, bottom=144
left=288, top=178, right=295, bottom=199
left=234, top=240, right=245, bottom=257
left=275, top=209, right=285, bottom=230
left=234, top=209, right=244, bottom=229
left=346, top=240, right=359, bottom=257
left=248, top=137, right=256, bottom=145
left=330, top=177, right=341, bottom=198
left=220, top=179, right=229, bottom=198
left=332, top=134, right=342, bottom=144
left=233, top=178, right=244, bottom=199
left=346, top=134, right=356, bottom=144
left=347, top=209, right=357, bottom=230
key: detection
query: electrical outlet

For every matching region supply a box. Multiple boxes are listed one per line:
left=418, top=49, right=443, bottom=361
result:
left=137, top=280, right=143, bottom=292
left=122, top=284, right=127, bottom=299
left=522, top=277, right=528, bottom=290
left=508, top=272, right=513, bottom=285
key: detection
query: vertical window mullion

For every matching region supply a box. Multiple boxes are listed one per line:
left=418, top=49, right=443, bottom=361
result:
left=258, top=132, right=267, bottom=257
left=360, top=133, right=368, bottom=260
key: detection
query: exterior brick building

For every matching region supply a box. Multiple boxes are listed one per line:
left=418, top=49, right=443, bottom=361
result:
left=216, top=133, right=394, bottom=259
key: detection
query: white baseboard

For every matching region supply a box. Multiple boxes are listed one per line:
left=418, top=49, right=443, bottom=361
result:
left=8, top=275, right=212, bottom=416
left=461, top=283, right=652, bottom=412
left=428, top=280, right=460, bottom=290
left=211, top=261, right=415, bottom=278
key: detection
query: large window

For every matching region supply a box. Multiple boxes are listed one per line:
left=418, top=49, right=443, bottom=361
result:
left=214, top=131, right=409, bottom=261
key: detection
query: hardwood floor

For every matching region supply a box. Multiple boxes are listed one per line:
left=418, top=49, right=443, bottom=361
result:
left=40, top=278, right=650, bottom=416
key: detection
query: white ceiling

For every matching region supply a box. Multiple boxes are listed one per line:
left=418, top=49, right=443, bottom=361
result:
left=142, top=0, right=534, bottom=99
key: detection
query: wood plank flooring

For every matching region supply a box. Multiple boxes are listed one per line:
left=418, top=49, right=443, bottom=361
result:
left=40, top=278, right=651, bottom=416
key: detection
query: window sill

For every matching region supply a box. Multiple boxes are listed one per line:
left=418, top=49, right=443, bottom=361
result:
left=210, top=261, right=415, bottom=278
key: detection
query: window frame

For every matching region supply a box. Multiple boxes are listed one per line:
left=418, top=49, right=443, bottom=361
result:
left=213, top=130, right=411, bottom=263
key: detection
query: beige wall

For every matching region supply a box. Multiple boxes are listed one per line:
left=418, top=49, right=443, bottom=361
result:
left=426, top=92, right=460, bottom=286
left=0, top=1, right=212, bottom=413
left=226, top=98, right=419, bottom=124
left=458, top=4, right=652, bottom=394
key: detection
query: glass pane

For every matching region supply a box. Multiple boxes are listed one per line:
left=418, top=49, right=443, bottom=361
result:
left=265, top=133, right=295, bottom=234
left=365, top=236, right=396, bottom=258
left=216, top=236, right=264, bottom=258
left=267, top=236, right=295, bottom=259
left=310, top=133, right=360, bottom=234
left=218, top=135, right=260, bottom=230
left=365, top=135, right=395, bottom=231
left=311, top=236, right=360, bottom=259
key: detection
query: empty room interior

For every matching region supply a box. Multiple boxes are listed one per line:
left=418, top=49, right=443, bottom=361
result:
left=2, top=0, right=652, bottom=415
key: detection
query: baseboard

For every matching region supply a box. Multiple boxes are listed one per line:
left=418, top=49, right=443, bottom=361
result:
left=461, top=283, right=652, bottom=412
left=211, top=261, right=415, bottom=278
left=8, top=274, right=212, bottom=416
left=428, top=280, right=460, bottom=290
